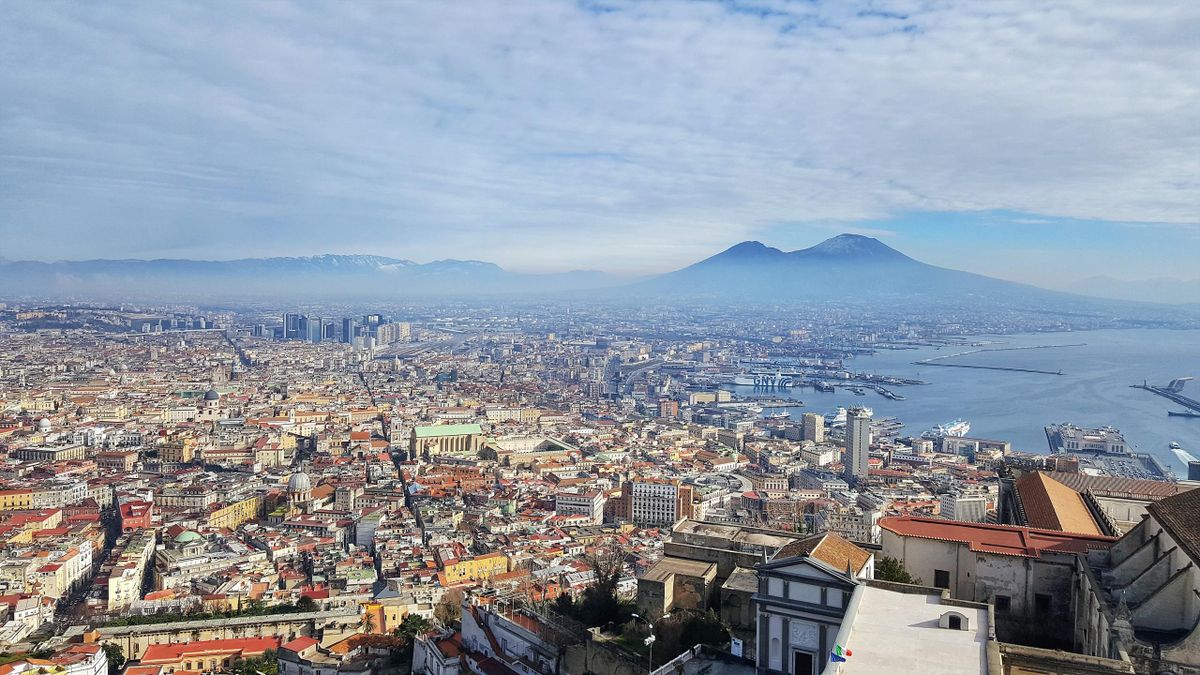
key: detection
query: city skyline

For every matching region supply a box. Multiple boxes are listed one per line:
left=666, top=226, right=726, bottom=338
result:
left=3, top=2, right=1199, bottom=290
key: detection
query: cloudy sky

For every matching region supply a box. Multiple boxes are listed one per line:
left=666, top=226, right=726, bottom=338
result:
left=2, top=1, right=1198, bottom=287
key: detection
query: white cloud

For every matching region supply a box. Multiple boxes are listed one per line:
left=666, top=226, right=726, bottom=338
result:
left=1, top=0, right=1197, bottom=273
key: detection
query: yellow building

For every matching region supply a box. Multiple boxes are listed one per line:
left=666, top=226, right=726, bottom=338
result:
left=441, top=552, right=509, bottom=583
left=160, top=438, right=196, bottom=464
left=207, top=495, right=263, bottom=530
left=0, top=490, right=33, bottom=511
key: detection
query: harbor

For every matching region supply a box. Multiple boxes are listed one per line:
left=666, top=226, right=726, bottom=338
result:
left=724, top=329, right=1200, bottom=475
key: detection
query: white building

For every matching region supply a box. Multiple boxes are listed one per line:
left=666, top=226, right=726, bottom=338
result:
left=627, top=479, right=690, bottom=526
left=939, top=494, right=989, bottom=523
left=879, top=516, right=1115, bottom=650
left=818, top=504, right=881, bottom=544
left=753, top=550, right=990, bottom=674
left=554, top=490, right=605, bottom=524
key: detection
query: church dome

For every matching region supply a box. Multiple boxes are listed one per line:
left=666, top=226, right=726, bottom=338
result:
left=287, top=472, right=312, bottom=494
left=203, top=389, right=221, bottom=402
left=174, top=530, right=201, bottom=544
left=37, top=418, right=52, bottom=432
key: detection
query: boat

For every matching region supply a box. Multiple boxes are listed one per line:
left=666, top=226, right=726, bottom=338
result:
left=921, top=419, right=971, bottom=439
left=1168, top=410, right=1200, bottom=418
left=1169, top=441, right=1198, bottom=466
left=765, top=411, right=790, bottom=419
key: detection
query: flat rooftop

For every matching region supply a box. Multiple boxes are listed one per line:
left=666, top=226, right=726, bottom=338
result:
left=841, top=587, right=988, bottom=675
left=639, top=557, right=717, bottom=583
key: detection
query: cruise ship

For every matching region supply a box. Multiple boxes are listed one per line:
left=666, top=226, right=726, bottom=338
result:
left=921, top=419, right=971, bottom=439
left=826, top=406, right=874, bottom=427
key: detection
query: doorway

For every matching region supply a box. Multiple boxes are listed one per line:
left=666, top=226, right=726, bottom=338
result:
left=793, top=650, right=815, bottom=675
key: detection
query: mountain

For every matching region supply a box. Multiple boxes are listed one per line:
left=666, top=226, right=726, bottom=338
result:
left=0, top=236, right=1192, bottom=319
left=630, top=233, right=1087, bottom=307
left=0, top=254, right=620, bottom=301
left=1062, top=276, right=1200, bottom=305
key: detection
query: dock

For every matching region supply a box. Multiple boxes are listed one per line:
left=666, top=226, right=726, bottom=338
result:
left=916, top=362, right=1063, bottom=376
left=1133, top=381, right=1200, bottom=413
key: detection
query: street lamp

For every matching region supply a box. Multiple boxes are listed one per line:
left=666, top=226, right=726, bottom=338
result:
left=631, top=613, right=669, bottom=674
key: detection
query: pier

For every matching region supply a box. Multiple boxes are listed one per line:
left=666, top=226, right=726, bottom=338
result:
left=916, top=362, right=1063, bottom=375
left=911, top=344, right=1080, bottom=376
left=1133, top=379, right=1200, bottom=413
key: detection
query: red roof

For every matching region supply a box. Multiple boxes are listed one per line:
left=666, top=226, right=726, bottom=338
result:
left=141, top=637, right=280, bottom=664
left=879, top=516, right=1115, bottom=558
left=281, top=636, right=319, bottom=653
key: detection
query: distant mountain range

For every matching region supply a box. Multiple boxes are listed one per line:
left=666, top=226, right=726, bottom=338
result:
left=0, top=235, right=1186, bottom=312
left=0, top=254, right=623, bottom=300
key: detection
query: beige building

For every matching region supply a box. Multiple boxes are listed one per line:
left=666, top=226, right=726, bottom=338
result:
left=409, top=423, right=483, bottom=458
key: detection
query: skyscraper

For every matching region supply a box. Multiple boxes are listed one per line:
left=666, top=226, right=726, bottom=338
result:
left=802, top=412, right=825, bottom=443
left=283, top=313, right=300, bottom=340
left=341, top=317, right=357, bottom=344
left=844, top=406, right=871, bottom=482
left=305, top=317, right=323, bottom=343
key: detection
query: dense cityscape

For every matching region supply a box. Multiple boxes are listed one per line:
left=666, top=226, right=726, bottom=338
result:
left=5, top=2, right=1199, bottom=674
left=0, top=298, right=1194, bottom=675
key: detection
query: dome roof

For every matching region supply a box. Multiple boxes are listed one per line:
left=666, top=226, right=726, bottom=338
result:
left=37, top=418, right=52, bottom=431
left=287, top=472, right=312, bottom=493
left=174, top=530, right=201, bottom=544
left=203, top=389, right=221, bottom=401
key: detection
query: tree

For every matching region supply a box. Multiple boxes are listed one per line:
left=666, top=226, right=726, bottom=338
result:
left=394, top=613, right=432, bottom=640
left=553, top=592, right=577, bottom=619
left=435, top=588, right=464, bottom=627
left=651, top=610, right=729, bottom=668
left=360, top=610, right=376, bottom=634
left=875, top=556, right=918, bottom=584
left=102, top=643, right=125, bottom=675
left=575, top=546, right=634, bottom=629
left=295, top=596, right=318, bottom=613
left=478, top=447, right=498, bottom=461
left=230, top=651, right=277, bottom=675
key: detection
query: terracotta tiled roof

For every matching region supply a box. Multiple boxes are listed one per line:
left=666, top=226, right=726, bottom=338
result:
left=141, top=637, right=280, bottom=664
left=880, top=516, right=1115, bottom=558
left=1043, top=471, right=1193, bottom=501
left=1146, top=488, right=1200, bottom=564
left=1015, top=472, right=1102, bottom=535
left=774, top=532, right=872, bottom=574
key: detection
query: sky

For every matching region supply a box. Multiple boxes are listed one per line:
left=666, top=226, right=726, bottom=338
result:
left=2, top=1, right=1198, bottom=290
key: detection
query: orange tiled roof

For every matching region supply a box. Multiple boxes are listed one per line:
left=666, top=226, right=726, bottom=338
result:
left=880, top=516, right=1115, bottom=558
left=1014, top=472, right=1102, bottom=535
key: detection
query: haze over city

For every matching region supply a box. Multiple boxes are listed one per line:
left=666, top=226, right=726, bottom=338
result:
left=3, top=4, right=1200, bottom=675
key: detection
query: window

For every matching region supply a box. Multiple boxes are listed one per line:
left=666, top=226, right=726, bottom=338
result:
left=994, top=595, right=1011, bottom=612
left=1035, top=593, right=1052, bottom=613
left=934, top=569, right=950, bottom=589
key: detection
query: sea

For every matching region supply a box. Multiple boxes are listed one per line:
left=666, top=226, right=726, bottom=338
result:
left=735, top=329, right=1200, bottom=475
